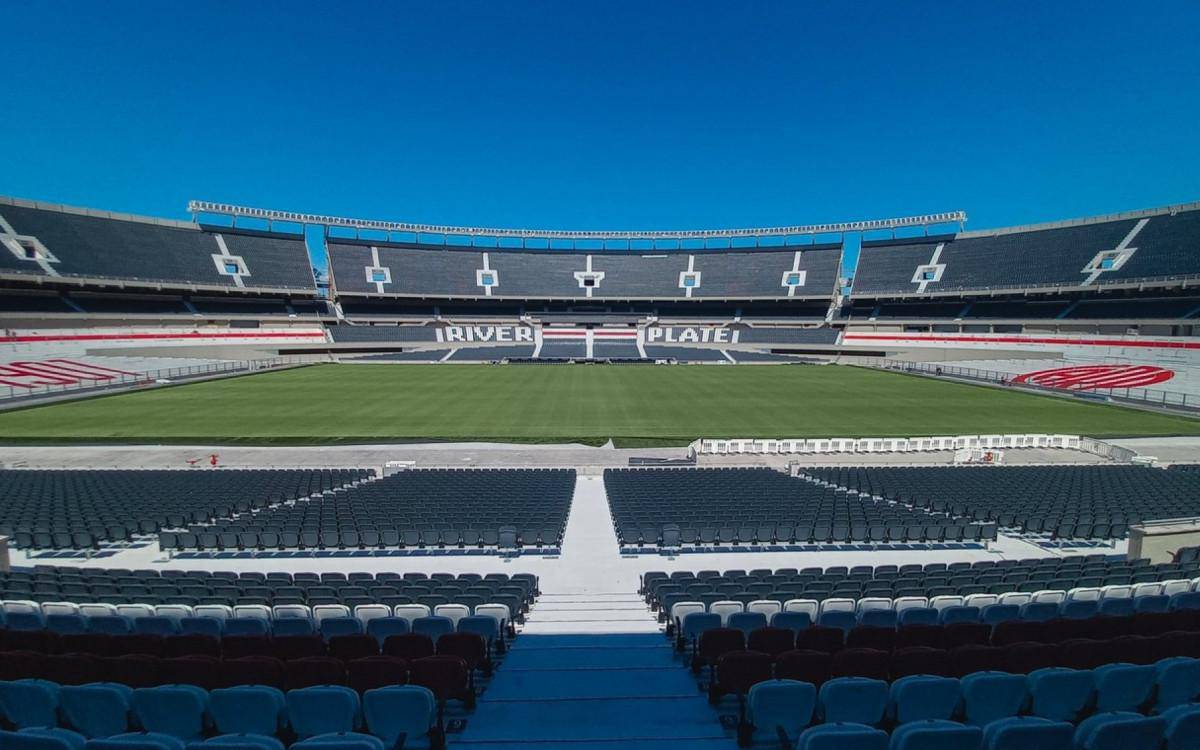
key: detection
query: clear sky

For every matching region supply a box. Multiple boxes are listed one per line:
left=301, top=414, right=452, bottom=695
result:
left=4, top=1, right=1198, bottom=268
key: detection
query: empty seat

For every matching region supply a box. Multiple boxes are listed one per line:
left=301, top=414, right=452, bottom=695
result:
left=747, top=679, right=816, bottom=747
left=1073, top=712, right=1164, bottom=750
left=1092, top=663, right=1155, bottom=712
left=888, top=676, right=960, bottom=724
left=888, top=720, right=982, bottom=749
left=132, top=685, right=209, bottom=741
left=818, top=677, right=887, bottom=725
left=0, top=679, right=61, bottom=729
left=980, top=716, right=1072, bottom=750
left=59, top=683, right=134, bottom=739
left=286, top=685, right=361, bottom=740
left=209, top=686, right=287, bottom=737
left=796, top=723, right=888, bottom=750
left=1027, top=668, right=1094, bottom=722
left=360, top=686, right=436, bottom=749
left=959, top=671, right=1027, bottom=726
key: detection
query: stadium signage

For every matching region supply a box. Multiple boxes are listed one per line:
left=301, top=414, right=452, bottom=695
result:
left=645, top=327, right=739, bottom=344
left=437, top=325, right=535, bottom=343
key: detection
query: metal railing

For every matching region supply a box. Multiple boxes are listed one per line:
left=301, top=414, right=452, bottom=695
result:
left=0, top=357, right=307, bottom=404
left=854, top=357, right=1198, bottom=411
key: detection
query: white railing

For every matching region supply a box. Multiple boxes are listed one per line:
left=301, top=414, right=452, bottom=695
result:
left=691, top=433, right=1085, bottom=456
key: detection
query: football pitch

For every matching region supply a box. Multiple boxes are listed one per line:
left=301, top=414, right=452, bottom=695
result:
left=0, top=363, right=1197, bottom=446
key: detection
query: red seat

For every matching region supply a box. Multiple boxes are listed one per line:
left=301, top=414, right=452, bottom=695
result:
left=347, top=656, right=407, bottom=694
left=222, top=635, right=271, bottom=660
left=163, top=634, right=222, bottom=659
left=1160, top=630, right=1200, bottom=658
left=0, top=650, right=45, bottom=680
left=890, top=646, right=950, bottom=679
left=947, top=645, right=1006, bottom=677
left=795, top=626, right=844, bottom=653
left=328, top=634, right=380, bottom=662
left=1090, top=616, right=1135, bottom=641
left=747, top=627, right=796, bottom=656
left=1002, top=641, right=1059, bottom=674
left=695, top=628, right=745, bottom=677
left=382, top=634, right=436, bottom=661
left=1060, top=638, right=1108, bottom=670
left=942, top=623, right=991, bottom=648
left=4, top=630, right=58, bottom=654
left=41, top=653, right=102, bottom=685
left=102, top=654, right=161, bottom=687
left=409, top=655, right=470, bottom=742
left=711, top=650, right=774, bottom=743
left=774, top=649, right=832, bottom=686
left=1131, top=612, right=1176, bottom=637
left=436, top=633, right=488, bottom=708
left=57, top=634, right=113, bottom=657
left=284, top=655, right=347, bottom=689
left=159, top=655, right=221, bottom=690
left=220, top=655, right=285, bottom=689
left=830, top=647, right=889, bottom=680
left=110, top=634, right=165, bottom=657
left=992, top=621, right=1048, bottom=646
left=272, top=635, right=327, bottom=661
left=846, top=626, right=896, bottom=652
left=895, top=624, right=943, bottom=649
left=1105, top=635, right=1157, bottom=665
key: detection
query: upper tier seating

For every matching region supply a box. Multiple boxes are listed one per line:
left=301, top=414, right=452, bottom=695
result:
left=803, top=466, right=1200, bottom=540
left=604, top=469, right=991, bottom=547
left=172, top=469, right=575, bottom=551
left=328, top=240, right=841, bottom=299
left=852, top=205, right=1200, bottom=296
left=0, top=470, right=372, bottom=550
left=0, top=201, right=316, bottom=292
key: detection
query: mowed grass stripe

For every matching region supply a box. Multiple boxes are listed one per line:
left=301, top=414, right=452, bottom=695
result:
left=0, top=363, right=1196, bottom=446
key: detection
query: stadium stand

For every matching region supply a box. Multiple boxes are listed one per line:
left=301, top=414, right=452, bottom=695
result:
left=604, top=468, right=995, bottom=547
left=803, top=465, right=1200, bottom=540
left=0, top=470, right=371, bottom=550
left=326, top=327, right=442, bottom=343
left=733, top=327, right=840, bottom=345
left=171, top=469, right=575, bottom=551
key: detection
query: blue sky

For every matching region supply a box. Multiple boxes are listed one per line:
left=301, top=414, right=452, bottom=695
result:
left=3, top=1, right=1198, bottom=272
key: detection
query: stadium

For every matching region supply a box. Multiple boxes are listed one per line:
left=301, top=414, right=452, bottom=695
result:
left=3, top=5, right=1200, bottom=750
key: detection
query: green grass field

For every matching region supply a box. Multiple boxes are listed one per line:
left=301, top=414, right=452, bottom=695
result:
left=0, top=363, right=1196, bottom=446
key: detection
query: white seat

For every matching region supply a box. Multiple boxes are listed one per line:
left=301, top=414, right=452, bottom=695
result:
left=1132, top=582, right=1164, bottom=598
left=964, top=594, right=999, bottom=609
left=475, top=603, right=511, bottom=629
left=153, top=605, right=193, bottom=621
left=929, top=595, right=965, bottom=612
left=1162, top=579, right=1193, bottom=597
left=232, top=604, right=272, bottom=621
left=434, top=604, right=472, bottom=626
left=116, top=604, right=156, bottom=620
left=997, top=592, right=1032, bottom=607
left=79, top=603, right=119, bottom=618
left=1030, top=590, right=1066, bottom=605
left=855, top=598, right=893, bottom=615
left=1, top=600, right=41, bottom=615
left=312, top=604, right=351, bottom=623
left=709, top=600, right=744, bottom=625
left=1066, top=587, right=1102, bottom=602
left=353, top=604, right=392, bottom=625
left=193, top=604, right=233, bottom=621
left=1100, top=585, right=1133, bottom=600
left=783, top=599, right=819, bottom=619
left=41, top=602, right=81, bottom=617
left=747, top=600, right=783, bottom=618
left=819, top=598, right=856, bottom=616
left=272, top=604, right=312, bottom=620
left=1191, top=577, right=1200, bottom=592
left=892, top=596, right=929, bottom=613
left=394, top=604, right=433, bottom=625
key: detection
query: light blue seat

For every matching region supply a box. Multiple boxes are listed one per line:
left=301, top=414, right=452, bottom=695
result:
left=981, top=716, right=1072, bottom=750
left=888, top=719, right=982, bottom=749
left=361, top=686, right=437, bottom=749
left=797, top=722, right=888, bottom=750
left=89, top=616, right=133, bottom=635
left=1097, top=599, right=1134, bottom=618
left=1018, top=603, right=1059, bottom=622
left=319, top=617, right=364, bottom=641
left=770, top=611, right=812, bottom=634
left=410, top=616, right=454, bottom=643
left=7, top=612, right=46, bottom=631
left=1073, top=712, right=1164, bottom=750
left=980, top=605, right=1020, bottom=626
left=2, top=728, right=87, bottom=750
left=817, top=610, right=857, bottom=632
left=680, top=612, right=721, bottom=647
left=132, top=686, right=210, bottom=741
left=46, top=614, right=91, bottom=635
left=888, top=676, right=960, bottom=724
left=859, top=610, right=897, bottom=629
left=938, top=606, right=980, bottom=625
left=365, top=617, right=410, bottom=646
left=1059, top=601, right=1098, bottom=620
left=271, top=619, right=314, bottom=637
left=457, top=615, right=499, bottom=648
left=960, top=672, right=1027, bottom=726
left=179, top=618, right=223, bottom=638
left=82, top=732, right=186, bottom=750
left=134, top=617, right=180, bottom=636
left=223, top=620, right=270, bottom=637
left=1154, top=657, right=1200, bottom=711
left=290, top=733, right=383, bottom=750
left=1092, top=663, right=1155, bottom=713
left=286, top=686, right=361, bottom=740
left=898, top=608, right=939, bottom=627
left=1161, top=704, right=1200, bottom=750
left=184, top=736, right=283, bottom=750
left=60, top=683, right=135, bottom=739
left=209, top=687, right=287, bottom=737
left=1134, top=595, right=1170, bottom=613
left=0, top=679, right=61, bottom=729
left=818, top=677, right=888, bottom=726
left=727, top=611, right=769, bottom=636
left=1027, top=668, right=1093, bottom=722
left=746, top=679, right=816, bottom=744
left=1169, top=592, right=1200, bottom=611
